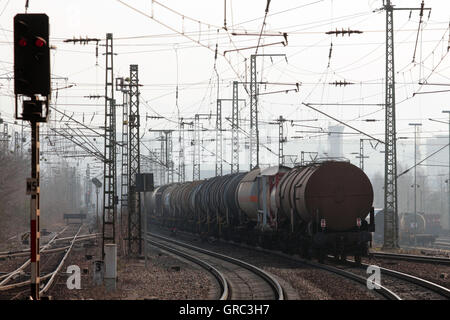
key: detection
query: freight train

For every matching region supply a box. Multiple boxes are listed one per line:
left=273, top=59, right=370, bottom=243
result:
left=145, top=160, right=375, bottom=263
left=373, top=210, right=439, bottom=246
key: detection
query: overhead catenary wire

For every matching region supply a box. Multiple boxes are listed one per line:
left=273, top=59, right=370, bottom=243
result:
left=301, top=102, right=384, bottom=144
left=255, top=0, right=272, bottom=55
left=115, top=0, right=245, bottom=83
left=1, top=2, right=448, bottom=179
left=397, top=143, right=449, bottom=178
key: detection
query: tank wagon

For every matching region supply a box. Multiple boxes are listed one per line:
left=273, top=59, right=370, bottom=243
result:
left=146, top=161, right=375, bottom=263
left=399, top=212, right=437, bottom=246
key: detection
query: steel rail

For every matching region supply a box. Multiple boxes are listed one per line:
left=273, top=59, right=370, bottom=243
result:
left=0, top=229, right=89, bottom=256
left=146, top=236, right=229, bottom=300
left=148, top=232, right=284, bottom=300
left=0, top=226, right=84, bottom=294
left=0, top=245, right=72, bottom=260
left=0, top=272, right=54, bottom=292
left=400, top=244, right=450, bottom=252
left=52, top=233, right=100, bottom=243
left=40, top=225, right=83, bottom=295
left=371, top=252, right=450, bottom=265
left=0, top=226, right=68, bottom=285
left=214, top=238, right=400, bottom=300
left=359, top=261, right=450, bottom=299
left=433, top=242, right=450, bottom=249
left=0, top=234, right=99, bottom=259
left=309, top=260, right=400, bottom=300
left=327, top=254, right=450, bottom=299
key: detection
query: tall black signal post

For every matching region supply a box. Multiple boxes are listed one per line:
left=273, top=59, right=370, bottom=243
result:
left=14, top=13, right=51, bottom=300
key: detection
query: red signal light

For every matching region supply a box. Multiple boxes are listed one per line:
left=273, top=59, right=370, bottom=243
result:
left=320, top=219, right=326, bottom=228
left=18, top=38, right=27, bottom=47
left=35, top=37, right=46, bottom=48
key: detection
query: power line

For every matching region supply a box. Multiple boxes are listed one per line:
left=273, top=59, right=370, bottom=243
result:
left=398, top=143, right=449, bottom=178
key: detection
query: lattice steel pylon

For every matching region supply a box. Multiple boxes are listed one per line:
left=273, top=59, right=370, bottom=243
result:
left=249, top=55, right=258, bottom=170
left=159, top=135, right=166, bottom=184
left=127, top=64, right=141, bottom=256
left=116, top=77, right=129, bottom=240
left=215, top=99, right=223, bottom=177
left=14, top=131, right=20, bottom=155
left=249, top=54, right=286, bottom=170
left=2, top=123, right=8, bottom=152
left=102, top=33, right=117, bottom=258
left=179, top=120, right=186, bottom=182
left=383, top=0, right=430, bottom=248
left=231, top=81, right=239, bottom=173
left=383, top=0, right=399, bottom=250
left=166, top=131, right=174, bottom=183
left=381, top=0, right=430, bottom=249
left=277, top=116, right=286, bottom=166
left=193, top=114, right=201, bottom=180
left=357, top=139, right=371, bottom=172
left=86, top=164, right=91, bottom=208
left=149, top=129, right=174, bottom=184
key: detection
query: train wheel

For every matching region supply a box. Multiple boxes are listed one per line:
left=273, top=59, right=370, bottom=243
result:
left=333, top=252, right=340, bottom=263
left=354, top=255, right=362, bottom=266
left=340, top=253, right=347, bottom=264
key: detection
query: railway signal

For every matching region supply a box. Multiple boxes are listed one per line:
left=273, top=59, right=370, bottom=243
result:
left=14, top=13, right=51, bottom=300
left=14, top=14, right=50, bottom=99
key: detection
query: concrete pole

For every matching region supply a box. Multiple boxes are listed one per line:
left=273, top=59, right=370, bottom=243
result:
left=414, top=129, right=417, bottom=245
left=442, top=110, right=450, bottom=233
left=96, top=188, right=99, bottom=231
left=104, top=243, right=117, bottom=290
left=409, top=122, right=422, bottom=246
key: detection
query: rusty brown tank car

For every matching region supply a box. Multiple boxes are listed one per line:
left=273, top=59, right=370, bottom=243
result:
left=146, top=161, right=375, bottom=263
left=276, top=161, right=373, bottom=231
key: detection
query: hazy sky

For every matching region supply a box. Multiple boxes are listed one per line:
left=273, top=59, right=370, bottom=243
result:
left=0, top=0, right=449, bottom=177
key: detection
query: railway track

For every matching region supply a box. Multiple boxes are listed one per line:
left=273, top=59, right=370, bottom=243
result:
left=330, top=258, right=450, bottom=300
left=150, top=227, right=397, bottom=300
left=433, top=241, right=450, bottom=250
left=241, top=245, right=400, bottom=300
left=208, top=238, right=450, bottom=300
left=0, top=224, right=93, bottom=300
left=370, top=252, right=450, bottom=265
left=147, top=232, right=284, bottom=300
left=0, top=233, right=100, bottom=260
left=219, top=240, right=399, bottom=300
left=392, top=244, right=450, bottom=257
left=0, top=226, right=69, bottom=285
